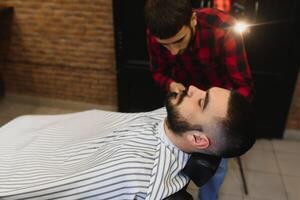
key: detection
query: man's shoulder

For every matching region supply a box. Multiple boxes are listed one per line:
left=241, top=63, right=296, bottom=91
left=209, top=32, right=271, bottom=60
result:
left=147, top=107, right=167, bottom=114
left=195, top=8, right=236, bottom=29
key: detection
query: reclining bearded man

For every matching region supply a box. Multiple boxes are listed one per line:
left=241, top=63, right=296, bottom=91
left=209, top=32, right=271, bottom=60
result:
left=0, top=86, right=255, bottom=200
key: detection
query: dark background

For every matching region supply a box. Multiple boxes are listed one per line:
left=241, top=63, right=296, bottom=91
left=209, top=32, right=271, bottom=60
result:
left=113, top=0, right=300, bottom=138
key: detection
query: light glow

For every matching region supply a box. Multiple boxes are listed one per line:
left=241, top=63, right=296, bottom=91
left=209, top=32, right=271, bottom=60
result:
left=234, top=21, right=249, bottom=33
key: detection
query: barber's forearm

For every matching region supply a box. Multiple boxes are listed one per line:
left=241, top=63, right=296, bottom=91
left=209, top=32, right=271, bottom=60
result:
left=222, top=43, right=254, bottom=100
left=153, top=73, right=186, bottom=93
left=152, top=71, right=173, bottom=92
left=169, top=81, right=186, bottom=93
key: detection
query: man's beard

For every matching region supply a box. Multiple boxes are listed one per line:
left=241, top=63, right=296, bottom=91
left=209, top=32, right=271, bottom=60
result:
left=165, top=90, right=193, bottom=134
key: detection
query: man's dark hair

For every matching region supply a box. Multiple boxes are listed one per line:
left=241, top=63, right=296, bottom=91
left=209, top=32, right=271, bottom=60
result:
left=219, top=91, right=256, bottom=158
left=144, top=0, right=193, bottom=39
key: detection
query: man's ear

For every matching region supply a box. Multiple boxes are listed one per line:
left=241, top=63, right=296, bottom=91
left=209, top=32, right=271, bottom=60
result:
left=191, top=12, right=197, bottom=27
left=187, top=131, right=210, bottom=150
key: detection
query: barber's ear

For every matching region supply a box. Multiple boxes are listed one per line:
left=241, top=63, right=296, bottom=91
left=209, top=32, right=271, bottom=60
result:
left=191, top=12, right=197, bottom=27
left=187, top=131, right=210, bottom=150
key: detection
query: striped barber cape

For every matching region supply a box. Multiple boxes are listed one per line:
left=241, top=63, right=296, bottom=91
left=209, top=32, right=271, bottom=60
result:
left=0, top=108, right=190, bottom=200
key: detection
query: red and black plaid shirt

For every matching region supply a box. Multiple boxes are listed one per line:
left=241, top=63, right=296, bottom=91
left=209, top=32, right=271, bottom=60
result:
left=147, top=8, right=254, bottom=100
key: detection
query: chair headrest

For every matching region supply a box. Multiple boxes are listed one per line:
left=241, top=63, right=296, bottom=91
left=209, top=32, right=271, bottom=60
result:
left=182, top=153, right=221, bottom=187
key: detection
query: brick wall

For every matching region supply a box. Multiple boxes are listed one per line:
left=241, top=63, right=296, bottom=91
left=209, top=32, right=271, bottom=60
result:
left=0, top=0, right=117, bottom=107
left=286, top=73, right=300, bottom=130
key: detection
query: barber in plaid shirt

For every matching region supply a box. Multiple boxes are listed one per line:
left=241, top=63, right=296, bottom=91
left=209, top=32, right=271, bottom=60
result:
left=145, top=0, right=254, bottom=199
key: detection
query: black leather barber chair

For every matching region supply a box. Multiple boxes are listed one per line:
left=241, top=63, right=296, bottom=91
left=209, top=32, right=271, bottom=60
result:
left=164, top=153, right=221, bottom=200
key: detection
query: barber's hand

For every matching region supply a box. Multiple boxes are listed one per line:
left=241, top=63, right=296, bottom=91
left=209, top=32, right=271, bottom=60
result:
left=169, top=82, right=186, bottom=93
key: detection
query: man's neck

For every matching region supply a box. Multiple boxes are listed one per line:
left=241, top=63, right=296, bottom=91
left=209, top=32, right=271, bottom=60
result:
left=163, top=119, right=193, bottom=153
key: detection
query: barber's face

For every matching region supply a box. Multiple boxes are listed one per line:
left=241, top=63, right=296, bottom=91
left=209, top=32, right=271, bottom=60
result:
left=155, top=12, right=197, bottom=55
left=166, top=86, right=230, bottom=134
left=156, top=25, right=193, bottom=55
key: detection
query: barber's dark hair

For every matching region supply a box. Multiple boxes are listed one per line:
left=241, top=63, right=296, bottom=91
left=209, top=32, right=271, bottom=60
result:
left=219, top=91, right=256, bottom=158
left=144, top=0, right=193, bottom=39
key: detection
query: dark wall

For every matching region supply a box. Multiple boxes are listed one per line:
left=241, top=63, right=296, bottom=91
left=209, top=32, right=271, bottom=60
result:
left=113, top=0, right=164, bottom=112
left=244, top=0, right=300, bottom=138
left=0, top=7, right=13, bottom=97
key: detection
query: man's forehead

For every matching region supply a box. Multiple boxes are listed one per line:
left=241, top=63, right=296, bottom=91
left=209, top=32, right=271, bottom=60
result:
left=210, top=87, right=228, bottom=92
left=210, top=87, right=230, bottom=97
left=208, top=87, right=230, bottom=118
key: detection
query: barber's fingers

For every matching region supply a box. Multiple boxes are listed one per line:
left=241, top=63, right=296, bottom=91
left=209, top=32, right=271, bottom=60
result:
left=169, top=82, right=186, bottom=93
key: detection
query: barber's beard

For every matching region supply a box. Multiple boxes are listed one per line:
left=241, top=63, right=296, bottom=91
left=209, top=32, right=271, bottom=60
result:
left=165, top=90, right=193, bottom=134
left=177, top=25, right=195, bottom=56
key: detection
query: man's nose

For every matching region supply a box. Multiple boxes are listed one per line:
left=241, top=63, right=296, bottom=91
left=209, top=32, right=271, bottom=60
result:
left=188, top=85, right=205, bottom=97
left=187, top=85, right=197, bottom=97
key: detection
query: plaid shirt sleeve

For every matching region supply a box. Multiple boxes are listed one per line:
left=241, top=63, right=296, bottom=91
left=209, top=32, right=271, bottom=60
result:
left=221, top=31, right=254, bottom=101
left=146, top=29, right=173, bottom=92
left=215, top=11, right=254, bottom=101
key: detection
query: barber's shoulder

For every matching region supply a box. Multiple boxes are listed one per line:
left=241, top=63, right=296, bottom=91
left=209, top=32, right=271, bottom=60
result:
left=197, top=8, right=235, bottom=29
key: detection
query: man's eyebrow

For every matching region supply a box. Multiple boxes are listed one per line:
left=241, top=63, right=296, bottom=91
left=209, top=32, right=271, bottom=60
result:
left=202, top=89, right=210, bottom=111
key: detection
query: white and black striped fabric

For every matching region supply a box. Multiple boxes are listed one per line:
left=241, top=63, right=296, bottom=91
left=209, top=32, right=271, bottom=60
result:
left=0, top=108, right=190, bottom=200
